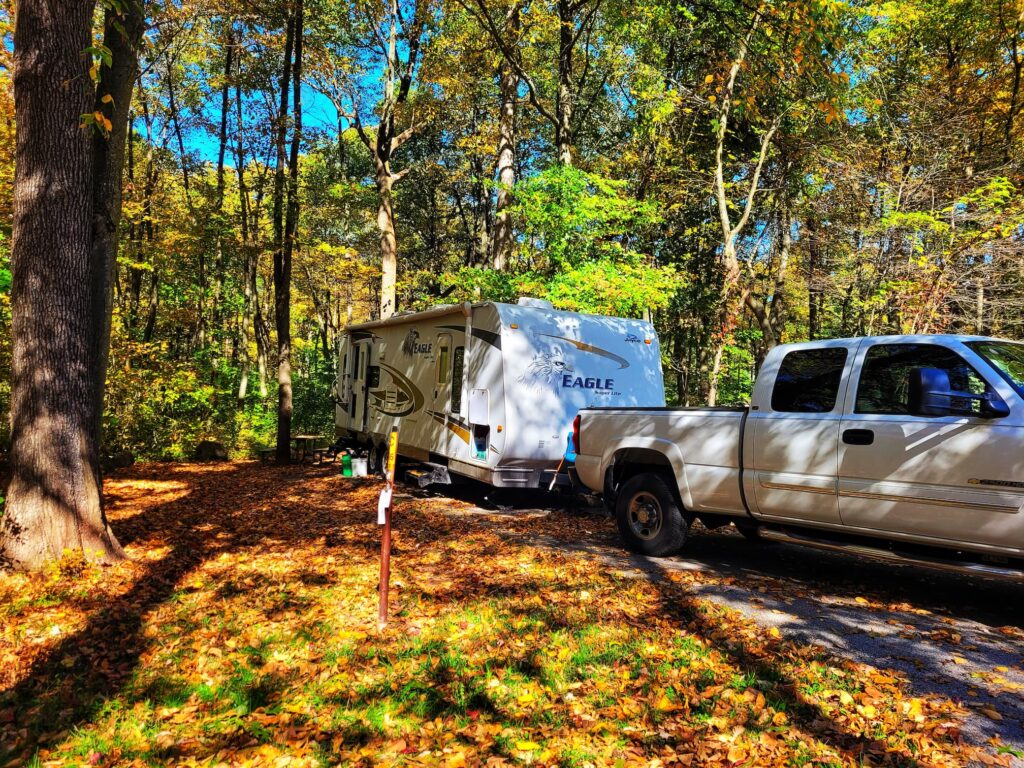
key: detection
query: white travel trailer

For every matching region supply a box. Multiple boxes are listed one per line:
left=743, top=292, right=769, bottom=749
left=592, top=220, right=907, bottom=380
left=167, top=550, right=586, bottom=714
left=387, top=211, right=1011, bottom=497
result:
left=334, top=298, right=665, bottom=487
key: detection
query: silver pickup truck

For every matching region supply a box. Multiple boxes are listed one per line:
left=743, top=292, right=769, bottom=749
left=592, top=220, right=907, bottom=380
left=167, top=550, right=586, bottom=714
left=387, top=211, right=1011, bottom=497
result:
left=573, top=335, right=1024, bottom=580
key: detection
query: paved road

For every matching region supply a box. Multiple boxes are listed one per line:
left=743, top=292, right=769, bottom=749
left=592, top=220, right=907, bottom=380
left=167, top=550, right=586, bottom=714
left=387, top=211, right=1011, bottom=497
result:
left=423, top=484, right=1024, bottom=764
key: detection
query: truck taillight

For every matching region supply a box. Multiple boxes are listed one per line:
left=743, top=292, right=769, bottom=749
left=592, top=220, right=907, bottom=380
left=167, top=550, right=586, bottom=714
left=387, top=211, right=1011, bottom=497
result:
left=572, top=414, right=581, bottom=455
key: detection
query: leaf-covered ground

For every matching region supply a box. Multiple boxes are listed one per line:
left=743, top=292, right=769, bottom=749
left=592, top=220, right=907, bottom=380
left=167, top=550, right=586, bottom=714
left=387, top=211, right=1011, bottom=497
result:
left=0, top=462, right=1014, bottom=767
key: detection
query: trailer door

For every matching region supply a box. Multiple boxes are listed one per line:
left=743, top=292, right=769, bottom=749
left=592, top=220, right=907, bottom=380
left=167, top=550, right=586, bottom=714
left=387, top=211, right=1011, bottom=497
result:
left=432, top=333, right=454, bottom=454
left=352, top=341, right=371, bottom=433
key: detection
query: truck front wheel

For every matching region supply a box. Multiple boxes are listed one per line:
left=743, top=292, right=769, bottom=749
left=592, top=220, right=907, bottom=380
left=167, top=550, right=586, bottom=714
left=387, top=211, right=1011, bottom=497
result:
left=615, top=473, right=688, bottom=556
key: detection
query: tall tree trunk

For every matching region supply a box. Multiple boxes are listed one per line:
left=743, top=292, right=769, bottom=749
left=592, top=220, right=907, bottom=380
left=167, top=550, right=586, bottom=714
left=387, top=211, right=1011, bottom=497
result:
left=555, top=0, right=573, bottom=166
left=166, top=66, right=204, bottom=350
left=2, top=0, right=143, bottom=569
left=345, top=0, right=424, bottom=319
left=212, top=26, right=233, bottom=335
left=143, top=268, right=159, bottom=343
left=376, top=164, right=397, bottom=319
left=807, top=216, right=821, bottom=340
left=493, top=17, right=518, bottom=270
left=278, top=0, right=302, bottom=459
left=706, top=17, right=772, bottom=406
left=273, top=9, right=296, bottom=461
left=92, top=0, right=146, bottom=405
left=236, top=79, right=255, bottom=403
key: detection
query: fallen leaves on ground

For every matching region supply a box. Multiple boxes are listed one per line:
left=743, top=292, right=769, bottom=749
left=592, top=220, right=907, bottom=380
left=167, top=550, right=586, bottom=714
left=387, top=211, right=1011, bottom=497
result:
left=0, top=462, right=1012, bottom=766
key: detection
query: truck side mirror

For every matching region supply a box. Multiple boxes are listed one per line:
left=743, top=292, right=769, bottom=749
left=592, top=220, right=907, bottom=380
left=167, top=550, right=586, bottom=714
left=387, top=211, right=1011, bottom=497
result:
left=908, top=367, right=1010, bottom=418
left=908, top=367, right=952, bottom=416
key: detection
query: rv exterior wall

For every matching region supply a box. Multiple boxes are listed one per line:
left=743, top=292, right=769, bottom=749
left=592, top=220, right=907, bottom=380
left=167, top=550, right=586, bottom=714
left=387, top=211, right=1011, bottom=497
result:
left=336, top=302, right=665, bottom=487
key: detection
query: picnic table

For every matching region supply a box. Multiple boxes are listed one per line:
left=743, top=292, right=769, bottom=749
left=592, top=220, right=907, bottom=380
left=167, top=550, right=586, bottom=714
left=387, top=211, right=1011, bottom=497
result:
left=291, top=434, right=325, bottom=462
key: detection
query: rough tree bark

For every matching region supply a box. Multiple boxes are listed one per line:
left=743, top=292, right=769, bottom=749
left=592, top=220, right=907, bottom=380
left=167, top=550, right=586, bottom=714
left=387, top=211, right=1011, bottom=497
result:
left=1, top=0, right=144, bottom=569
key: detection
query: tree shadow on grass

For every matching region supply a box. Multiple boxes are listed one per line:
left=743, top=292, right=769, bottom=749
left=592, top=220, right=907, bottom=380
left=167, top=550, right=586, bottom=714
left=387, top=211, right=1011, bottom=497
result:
left=0, top=462, right=366, bottom=765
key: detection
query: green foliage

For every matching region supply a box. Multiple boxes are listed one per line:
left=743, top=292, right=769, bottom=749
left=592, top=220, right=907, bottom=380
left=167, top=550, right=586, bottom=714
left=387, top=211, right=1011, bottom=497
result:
left=102, top=335, right=332, bottom=461
left=512, top=165, right=661, bottom=271
left=290, top=343, right=337, bottom=439
left=520, top=259, right=678, bottom=317
left=441, top=167, right=678, bottom=318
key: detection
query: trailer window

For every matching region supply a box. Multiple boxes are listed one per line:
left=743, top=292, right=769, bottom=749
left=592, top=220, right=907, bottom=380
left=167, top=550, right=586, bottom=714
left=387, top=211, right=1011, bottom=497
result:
left=771, top=348, right=847, bottom=413
left=436, top=337, right=451, bottom=385
left=451, top=346, right=465, bottom=412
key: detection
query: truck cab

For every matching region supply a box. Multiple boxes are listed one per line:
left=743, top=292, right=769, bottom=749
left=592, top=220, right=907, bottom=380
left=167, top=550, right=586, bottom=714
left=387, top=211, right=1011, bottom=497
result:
left=746, top=336, right=1024, bottom=552
left=574, top=335, right=1024, bottom=578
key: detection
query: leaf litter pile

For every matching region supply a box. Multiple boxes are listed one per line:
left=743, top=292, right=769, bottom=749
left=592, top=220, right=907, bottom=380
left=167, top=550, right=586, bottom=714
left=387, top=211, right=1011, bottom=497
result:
left=0, top=462, right=1013, bottom=767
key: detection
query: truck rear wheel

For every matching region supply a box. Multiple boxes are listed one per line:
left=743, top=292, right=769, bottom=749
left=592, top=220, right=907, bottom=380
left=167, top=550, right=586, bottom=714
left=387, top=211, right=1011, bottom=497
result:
left=615, top=473, right=688, bottom=556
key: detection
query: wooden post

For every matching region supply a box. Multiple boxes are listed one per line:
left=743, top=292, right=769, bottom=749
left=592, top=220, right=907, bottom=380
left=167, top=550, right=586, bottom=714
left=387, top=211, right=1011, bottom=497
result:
left=378, top=426, right=399, bottom=628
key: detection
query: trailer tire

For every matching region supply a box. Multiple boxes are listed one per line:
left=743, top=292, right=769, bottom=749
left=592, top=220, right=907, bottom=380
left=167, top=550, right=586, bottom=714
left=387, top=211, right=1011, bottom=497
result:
left=615, top=473, right=688, bottom=556
left=367, top=443, right=384, bottom=477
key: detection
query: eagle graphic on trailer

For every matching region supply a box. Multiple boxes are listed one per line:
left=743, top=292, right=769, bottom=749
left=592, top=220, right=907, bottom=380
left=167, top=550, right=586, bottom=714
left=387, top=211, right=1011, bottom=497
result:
left=519, top=344, right=574, bottom=389
left=334, top=298, right=665, bottom=488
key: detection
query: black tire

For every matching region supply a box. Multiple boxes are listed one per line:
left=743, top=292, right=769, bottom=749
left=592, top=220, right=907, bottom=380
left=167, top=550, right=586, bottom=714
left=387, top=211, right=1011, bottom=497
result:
left=734, top=521, right=762, bottom=542
left=615, top=473, right=688, bottom=556
left=602, top=468, right=618, bottom=515
left=367, top=443, right=384, bottom=477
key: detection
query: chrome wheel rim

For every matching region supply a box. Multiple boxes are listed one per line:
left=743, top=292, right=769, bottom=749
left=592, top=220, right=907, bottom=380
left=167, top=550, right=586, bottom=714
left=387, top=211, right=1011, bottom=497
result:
left=627, top=491, right=663, bottom=540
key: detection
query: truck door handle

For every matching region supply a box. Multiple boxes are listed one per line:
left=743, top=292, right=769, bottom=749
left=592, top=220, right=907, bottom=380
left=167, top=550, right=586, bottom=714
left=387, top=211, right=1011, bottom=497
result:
left=842, top=428, right=874, bottom=446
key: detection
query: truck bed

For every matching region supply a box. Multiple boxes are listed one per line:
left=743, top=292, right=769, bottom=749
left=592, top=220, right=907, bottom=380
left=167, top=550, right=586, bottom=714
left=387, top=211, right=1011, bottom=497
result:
left=574, top=406, right=749, bottom=517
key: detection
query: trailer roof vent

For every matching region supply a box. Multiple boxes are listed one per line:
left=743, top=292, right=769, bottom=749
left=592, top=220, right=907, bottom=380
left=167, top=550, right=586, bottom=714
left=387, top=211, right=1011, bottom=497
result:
left=516, top=296, right=554, bottom=309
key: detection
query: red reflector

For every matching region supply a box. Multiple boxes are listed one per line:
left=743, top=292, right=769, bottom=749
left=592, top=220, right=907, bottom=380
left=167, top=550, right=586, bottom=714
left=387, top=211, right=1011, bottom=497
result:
left=572, top=414, right=581, bottom=454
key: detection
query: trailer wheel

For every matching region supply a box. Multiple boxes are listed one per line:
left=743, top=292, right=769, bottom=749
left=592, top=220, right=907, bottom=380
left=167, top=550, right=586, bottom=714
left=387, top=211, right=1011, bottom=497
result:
left=615, top=473, right=687, bottom=556
left=367, top=443, right=384, bottom=477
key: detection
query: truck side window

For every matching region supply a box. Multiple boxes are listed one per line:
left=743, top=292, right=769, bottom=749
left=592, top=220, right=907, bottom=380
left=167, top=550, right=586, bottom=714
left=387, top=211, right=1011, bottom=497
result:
left=771, top=348, right=848, bottom=413
left=855, top=344, right=988, bottom=415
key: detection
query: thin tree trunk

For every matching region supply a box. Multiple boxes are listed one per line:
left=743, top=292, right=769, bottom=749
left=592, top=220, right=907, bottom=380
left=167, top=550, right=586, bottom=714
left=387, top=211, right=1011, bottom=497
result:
left=807, top=216, right=820, bottom=340
left=212, top=26, right=233, bottom=335
left=166, top=65, right=204, bottom=348
left=707, top=16, right=772, bottom=406
left=143, top=269, right=159, bottom=343
left=273, top=8, right=296, bottom=461
left=555, top=0, right=573, bottom=166
left=493, top=16, right=518, bottom=270
left=236, top=78, right=255, bottom=403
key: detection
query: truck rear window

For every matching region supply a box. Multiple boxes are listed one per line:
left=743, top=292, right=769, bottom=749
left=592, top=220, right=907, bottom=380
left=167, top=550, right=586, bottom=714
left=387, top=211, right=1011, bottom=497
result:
left=771, top=348, right=848, bottom=413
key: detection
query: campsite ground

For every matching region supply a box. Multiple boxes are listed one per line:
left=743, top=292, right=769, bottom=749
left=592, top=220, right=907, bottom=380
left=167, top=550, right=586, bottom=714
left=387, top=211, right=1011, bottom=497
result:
left=1, top=461, right=1022, bottom=767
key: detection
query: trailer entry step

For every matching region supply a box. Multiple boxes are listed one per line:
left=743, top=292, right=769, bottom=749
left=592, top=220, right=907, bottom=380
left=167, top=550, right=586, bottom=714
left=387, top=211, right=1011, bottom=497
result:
left=405, top=463, right=451, bottom=488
